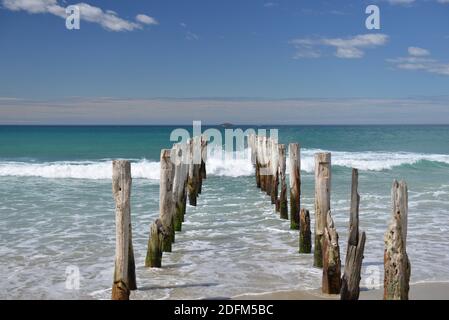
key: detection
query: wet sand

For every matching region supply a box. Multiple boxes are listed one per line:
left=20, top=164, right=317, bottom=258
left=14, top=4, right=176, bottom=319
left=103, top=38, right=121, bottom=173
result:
left=232, top=282, right=449, bottom=300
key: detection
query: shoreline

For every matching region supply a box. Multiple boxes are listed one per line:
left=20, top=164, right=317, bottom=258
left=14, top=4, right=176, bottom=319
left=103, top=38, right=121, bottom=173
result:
left=232, top=281, right=449, bottom=300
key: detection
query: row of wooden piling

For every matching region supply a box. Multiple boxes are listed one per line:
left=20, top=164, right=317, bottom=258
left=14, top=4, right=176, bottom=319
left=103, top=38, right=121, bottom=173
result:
left=249, top=134, right=411, bottom=300
left=111, top=136, right=207, bottom=300
left=111, top=132, right=410, bottom=300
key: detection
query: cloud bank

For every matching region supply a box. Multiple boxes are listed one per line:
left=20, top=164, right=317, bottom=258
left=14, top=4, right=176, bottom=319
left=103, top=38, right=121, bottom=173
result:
left=388, top=47, right=449, bottom=76
left=290, top=34, right=389, bottom=59
left=1, top=97, right=449, bottom=125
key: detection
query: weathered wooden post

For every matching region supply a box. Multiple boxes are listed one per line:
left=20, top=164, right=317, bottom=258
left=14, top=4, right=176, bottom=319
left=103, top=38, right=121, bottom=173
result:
left=260, top=136, right=267, bottom=192
left=265, top=138, right=272, bottom=197
left=270, top=140, right=279, bottom=207
left=314, top=152, right=331, bottom=268
left=341, top=169, right=366, bottom=300
left=187, top=139, right=198, bottom=206
left=111, top=160, right=136, bottom=300
left=299, top=208, right=311, bottom=253
left=322, top=210, right=341, bottom=294
left=255, top=136, right=261, bottom=188
left=289, top=143, right=301, bottom=230
left=384, top=180, right=411, bottom=300
left=159, top=149, right=175, bottom=252
left=172, top=144, right=187, bottom=232
left=200, top=135, right=207, bottom=181
left=145, top=219, right=165, bottom=268
left=278, top=144, right=288, bottom=219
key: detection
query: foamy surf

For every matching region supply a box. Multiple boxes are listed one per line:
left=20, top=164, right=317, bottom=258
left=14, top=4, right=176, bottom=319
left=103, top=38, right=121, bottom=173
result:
left=1, top=149, right=449, bottom=179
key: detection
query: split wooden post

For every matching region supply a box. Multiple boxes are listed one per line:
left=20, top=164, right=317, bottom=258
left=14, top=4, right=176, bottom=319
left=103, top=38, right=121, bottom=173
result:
left=145, top=219, right=165, bottom=268
left=270, top=140, right=279, bottom=207
left=289, top=143, right=301, bottom=230
left=159, top=149, right=175, bottom=252
left=314, top=152, right=331, bottom=268
left=111, top=160, right=136, bottom=300
left=341, top=169, right=366, bottom=300
left=172, top=144, right=187, bottom=232
left=322, top=210, right=341, bottom=294
left=384, top=180, right=411, bottom=300
left=299, top=208, right=312, bottom=253
left=278, top=144, right=288, bottom=219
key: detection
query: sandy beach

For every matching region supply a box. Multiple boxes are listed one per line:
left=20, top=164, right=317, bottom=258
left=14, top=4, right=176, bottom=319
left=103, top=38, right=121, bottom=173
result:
left=233, top=282, right=449, bottom=300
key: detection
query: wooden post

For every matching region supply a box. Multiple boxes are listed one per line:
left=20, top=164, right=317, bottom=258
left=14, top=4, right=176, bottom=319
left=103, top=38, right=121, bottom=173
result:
left=145, top=219, right=165, bottom=268
left=260, top=136, right=267, bottom=192
left=265, top=138, right=272, bottom=197
left=200, top=135, right=207, bottom=180
left=255, top=136, right=261, bottom=188
left=299, top=208, right=311, bottom=253
left=341, top=169, right=366, bottom=300
left=172, top=144, right=187, bottom=232
left=289, top=143, right=300, bottom=230
left=159, top=149, right=175, bottom=252
left=322, top=210, right=341, bottom=294
left=314, top=152, right=331, bottom=268
left=278, top=144, right=288, bottom=219
left=384, top=180, right=411, bottom=300
left=111, top=160, right=136, bottom=300
left=270, top=140, right=279, bottom=206
left=187, top=140, right=198, bottom=206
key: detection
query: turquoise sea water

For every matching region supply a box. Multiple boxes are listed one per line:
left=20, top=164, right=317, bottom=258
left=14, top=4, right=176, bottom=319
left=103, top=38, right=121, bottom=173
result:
left=0, top=125, right=449, bottom=299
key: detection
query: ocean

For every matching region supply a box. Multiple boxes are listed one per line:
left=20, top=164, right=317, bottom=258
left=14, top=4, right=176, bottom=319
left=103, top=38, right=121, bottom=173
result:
left=1, top=125, right=449, bottom=299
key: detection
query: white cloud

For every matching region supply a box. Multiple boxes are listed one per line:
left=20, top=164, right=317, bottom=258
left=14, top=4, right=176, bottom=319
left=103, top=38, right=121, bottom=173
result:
left=263, top=2, right=278, bottom=8
left=290, top=34, right=389, bottom=59
left=387, top=0, right=415, bottom=5
left=135, top=14, right=158, bottom=25
left=437, top=0, right=449, bottom=4
left=388, top=48, right=449, bottom=75
left=186, top=31, right=199, bottom=41
left=408, top=46, right=430, bottom=57
left=1, top=0, right=158, bottom=32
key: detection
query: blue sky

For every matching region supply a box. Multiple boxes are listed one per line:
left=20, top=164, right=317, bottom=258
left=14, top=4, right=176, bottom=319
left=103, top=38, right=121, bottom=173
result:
left=0, top=0, right=448, bottom=124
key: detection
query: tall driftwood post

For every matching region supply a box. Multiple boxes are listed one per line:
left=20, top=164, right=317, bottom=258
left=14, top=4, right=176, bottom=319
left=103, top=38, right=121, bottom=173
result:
left=111, top=160, right=136, bottom=300
left=278, top=144, right=288, bottom=219
left=187, top=139, right=198, bottom=206
left=200, top=135, right=207, bottom=181
left=289, top=143, right=300, bottom=230
left=322, top=210, right=341, bottom=294
left=384, top=180, right=411, bottom=300
left=159, top=149, right=175, bottom=252
left=265, top=138, right=272, bottom=197
left=341, top=169, right=366, bottom=300
left=255, top=136, right=262, bottom=188
left=260, top=136, right=267, bottom=192
left=314, top=152, right=331, bottom=268
left=270, top=140, right=279, bottom=207
left=172, top=144, right=187, bottom=232
left=299, top=208, right=311, bottom=253
left=145, top=219, right=165, bottom=268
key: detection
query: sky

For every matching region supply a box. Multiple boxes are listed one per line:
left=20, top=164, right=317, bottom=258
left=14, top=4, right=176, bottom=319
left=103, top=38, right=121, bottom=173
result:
left=0, top=0, right=448, bottom=124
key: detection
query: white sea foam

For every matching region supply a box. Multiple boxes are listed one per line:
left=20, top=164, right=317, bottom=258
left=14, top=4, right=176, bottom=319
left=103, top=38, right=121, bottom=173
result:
left=0, top=148, right=448, bottom=179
